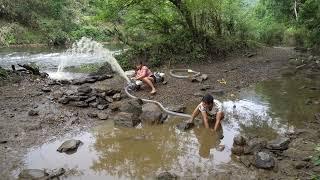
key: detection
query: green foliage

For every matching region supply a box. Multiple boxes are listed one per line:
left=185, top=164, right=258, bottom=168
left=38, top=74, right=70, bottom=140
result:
left=0, top=67, right=8, bottom=78
left=65, top=63, right=102, bottom=73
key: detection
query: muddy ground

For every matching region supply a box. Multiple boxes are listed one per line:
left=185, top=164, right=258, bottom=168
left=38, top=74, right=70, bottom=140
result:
left=0, top=46, right=319, bottom=179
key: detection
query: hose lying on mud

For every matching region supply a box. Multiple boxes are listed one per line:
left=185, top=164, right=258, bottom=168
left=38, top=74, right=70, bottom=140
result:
left=169, top=69, right=201, bottom=79
left=124, top=69, right=201, bottom=118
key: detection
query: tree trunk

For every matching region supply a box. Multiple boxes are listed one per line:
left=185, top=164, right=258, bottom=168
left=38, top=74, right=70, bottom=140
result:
left=168, top=0, right=198, bottom=37
left=294, top=0, right=298, bottom=21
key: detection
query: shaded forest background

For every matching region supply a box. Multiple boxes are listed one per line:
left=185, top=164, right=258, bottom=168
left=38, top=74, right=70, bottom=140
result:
left=0, top=0, right=319, bottom=67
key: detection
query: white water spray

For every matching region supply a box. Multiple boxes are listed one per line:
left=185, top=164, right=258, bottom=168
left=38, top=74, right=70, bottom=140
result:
left=57, top=37, right=130, bottom=82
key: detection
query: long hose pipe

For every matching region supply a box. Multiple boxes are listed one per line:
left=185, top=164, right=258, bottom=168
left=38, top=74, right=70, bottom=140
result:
left=124, top=69, right=201, bottom=118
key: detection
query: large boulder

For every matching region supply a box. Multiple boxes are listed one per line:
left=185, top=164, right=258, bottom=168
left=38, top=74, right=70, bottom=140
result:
left=233, top=135, right=247, bottom=146
left=57, top=139, right=82, bottom=153
left=140, top=103, right=164, bottom=125
left=231, top=145, right=244, bottom=156
left=18, top=169, right=49, bottom=179
left=244, top=138, right=267, bottom=155
left=156, top=172, right=178, bottom=180
left=267, top=136, right=290, bottom=150
left=77, top=85, right=92, bottom=94
left=254, top=151, right=275, bottom=169
left=114, top=112, right=141, bottom=128
left=119, top=99, right=143, bottom=116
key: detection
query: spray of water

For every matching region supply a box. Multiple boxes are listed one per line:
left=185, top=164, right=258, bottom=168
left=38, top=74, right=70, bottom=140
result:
left=57, top=37, right=130, bottom=82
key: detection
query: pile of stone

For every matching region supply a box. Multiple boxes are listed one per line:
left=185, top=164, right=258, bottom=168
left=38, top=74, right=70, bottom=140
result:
left=55, top=84, right=122, bottom=110
left=48, top=74, right=113, bottom=86
left=231, top=135, right=291, bottom=170
left=111, top=99, right=168, bottom=128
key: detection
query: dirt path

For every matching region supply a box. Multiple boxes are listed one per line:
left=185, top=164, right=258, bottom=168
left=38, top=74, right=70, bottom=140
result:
left=0, top=46, right=305, bottom=179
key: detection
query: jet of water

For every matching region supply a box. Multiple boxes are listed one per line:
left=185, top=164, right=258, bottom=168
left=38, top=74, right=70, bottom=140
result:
left=57, top=37, right=130, bottom=82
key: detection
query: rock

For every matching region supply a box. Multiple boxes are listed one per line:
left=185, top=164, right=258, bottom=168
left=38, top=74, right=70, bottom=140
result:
left=240, top=155, right=253, bottom=168
left=69, top=95, right=89, bottom=101
left=283, top=148, right=314, bottom=161
left=58, top=79, right=71, bottom=85
left=244, top=138, right=267, bottom=155
left=57, top=139, right=82, bottom=153
left=58, top=96, right=70, bottom=104
left=140, top=103, right=164, bottom=125
left=71, top=78, right=86, bottom=85
left=28, top=110, right=39, bottom=116
left=114, top=112, right=141, bottom=128
left=110, top=101, right=121, bottom=111
left=176, top=122, right=194, bottom=131
left=87, top=112, right=98, bottom=118
left=97, top=113, right=109, bottom=120
left=210, top=89, right=225, bottom=96
left=48, top=168, right=66, bottom=179
left=18, top=169, right=49, bottom=179
left=96, top=97, right=108, bottom=105
left=191, top=74, right=208, bottom=83
left=52, top=90, right=63, bottom=100
left=119, top=99, right=143, bottom=115
left=267, top=137, right=290, bottom=150
left=315, top=113, right=320, bottom=122
left=84, top=77, right=97, bottom=83
left=233, top=135, right=247, bottom=146
left=97, top=104, right=108, bottom=110
left=162, top=81, right=168, bottom=85
left=89, top=102, right=98, bottom=108
left=166, top=105, right=186, bottom=113
left=67, top=117, right=80, bottom=126
left=293, top=161, right=308, bottom=169
left=216, top=145, right=225, bottom=152
left=231, top=145, right=244, bottom=156
left=305, top=99, right=313, bottom=105
left=77, top=85, right=92, bottom=94
left=200, top=85, right=212, bottom=91
left=85, top=96, right=96, bottom=103
left=200, top=74, right=208, bottom=80
left=194, top=92, right=205, bottom=97
left=156, top=172, right=178, bottom=180
left=69, top=101, right=89, bottom=108
left=105, top=96, right=113, bottom=103
left=97, top=74, right=113, bottom=81
left=41, top=87, right=51, bottom=92
left=112, top=93, right=122, bottom=101
left=254, top=151, right=275, bottom=169
left=0, top=140, right=8, bottom=144
left=48, top=79, right=58, bottom=86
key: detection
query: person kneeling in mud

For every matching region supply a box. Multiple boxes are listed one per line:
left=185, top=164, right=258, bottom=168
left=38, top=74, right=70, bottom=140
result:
left=189, top=94, right=224, bottom=131
left=133, top=62, right=157, bottom=95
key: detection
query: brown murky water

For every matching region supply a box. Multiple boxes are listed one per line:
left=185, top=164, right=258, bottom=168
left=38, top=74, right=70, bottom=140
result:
left=16, top=76, right=320, bottom=179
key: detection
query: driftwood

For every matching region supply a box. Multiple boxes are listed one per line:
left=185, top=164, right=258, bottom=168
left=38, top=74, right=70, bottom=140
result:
left=17, top=64, right=40, bottom=75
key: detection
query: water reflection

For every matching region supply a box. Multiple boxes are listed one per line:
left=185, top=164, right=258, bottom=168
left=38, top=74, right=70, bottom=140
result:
left=91, top=125, right=181, bottom=179
left=193, top=128, right=222, bottom=158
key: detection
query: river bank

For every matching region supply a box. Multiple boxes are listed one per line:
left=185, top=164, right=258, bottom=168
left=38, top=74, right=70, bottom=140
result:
left=0, top=46, right=319, bottom=179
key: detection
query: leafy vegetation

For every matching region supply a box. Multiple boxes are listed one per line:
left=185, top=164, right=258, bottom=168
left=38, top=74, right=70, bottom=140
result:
left=0, top=0, right=319, bottom=66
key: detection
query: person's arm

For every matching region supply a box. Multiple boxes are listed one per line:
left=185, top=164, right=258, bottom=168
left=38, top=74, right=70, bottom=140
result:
left=213, top=100, right=223, bottom=131
left=213, top=111, right=223, bottom=131
left=189, top=104, right=201, bottom=123
left=136, top=67, right=148, bottom=80
left=201, top=111, right=210, bottom=128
